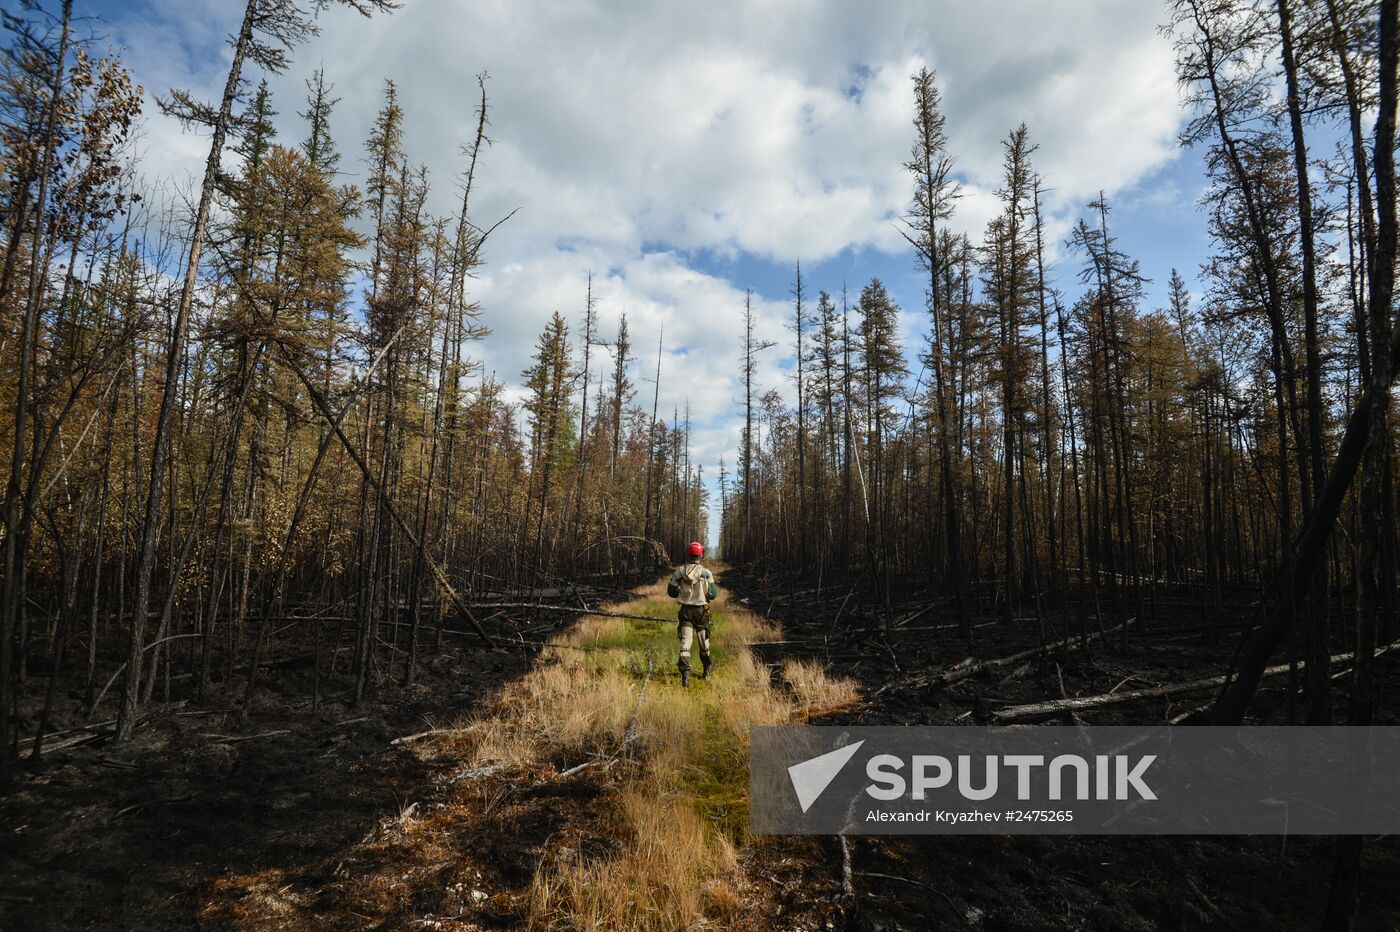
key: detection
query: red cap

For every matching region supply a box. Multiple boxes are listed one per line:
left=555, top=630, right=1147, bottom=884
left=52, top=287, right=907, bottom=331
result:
left=687, top=541, right=704, bottom=557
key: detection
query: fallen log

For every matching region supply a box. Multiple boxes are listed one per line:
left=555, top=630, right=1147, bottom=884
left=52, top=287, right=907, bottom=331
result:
left=892, top=597, right=955, bottom=628
left=199, top=729, right=292, bottom=743
left=112, top=793, right=194, bottom=821
left=273, top=341, right=492, bottom=646
left=470, top=602, right=675, bottom=624
left=853, top=871, right=969, bottom=927
left=926, top=656, right=976, bottom=687
left=844, top=619, right=999, bottom=636
left=991, top=639, right=1400, bottom=723
left=41, top=729, right=113, bottom=754
left=390, top=730, right=436, bottom=746
left=872, top=618, right=1136, bottom=697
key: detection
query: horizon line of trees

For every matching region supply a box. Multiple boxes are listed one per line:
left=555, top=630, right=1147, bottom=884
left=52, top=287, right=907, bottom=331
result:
left=0, top=0, right=705, bottom=791
left=721, top=0, right=1397, bottom=726
left=721, top=4, right=1395, bottom=915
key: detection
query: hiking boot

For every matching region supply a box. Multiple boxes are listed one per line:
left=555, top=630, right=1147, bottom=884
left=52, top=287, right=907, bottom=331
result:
left=680, top=669, right=690, bottom=688
left=700, top=656, right=713, bottom=679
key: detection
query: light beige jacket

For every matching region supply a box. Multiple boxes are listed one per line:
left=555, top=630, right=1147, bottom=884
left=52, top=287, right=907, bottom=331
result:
left=669, top=562, right=716, bottom=606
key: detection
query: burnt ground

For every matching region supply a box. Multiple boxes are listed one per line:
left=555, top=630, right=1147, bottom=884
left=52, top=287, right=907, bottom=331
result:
left=2, top=570, right=1398, bottom=931
left=731, top=566, right=1400, bottom=932
left=0, top=610, right=577, bottom=931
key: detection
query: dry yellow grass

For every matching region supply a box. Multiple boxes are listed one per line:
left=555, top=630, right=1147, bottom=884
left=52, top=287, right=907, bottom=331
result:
left=201, top=572, right=857, bottom=930
left=781, top=656, right=863, bottom=720
left=528, top=788, right=740, bottom=930
left=435, top=571, right=860, bottom=930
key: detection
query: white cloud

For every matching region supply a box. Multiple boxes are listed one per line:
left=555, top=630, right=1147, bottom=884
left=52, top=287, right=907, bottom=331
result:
left=473, top=247, right=791, bottom=477
left=104, top=0, right=1188, bottom=508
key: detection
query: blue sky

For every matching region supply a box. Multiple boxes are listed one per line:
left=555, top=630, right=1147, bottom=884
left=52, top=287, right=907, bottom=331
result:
left=77, top=0, right=1216, bottom=540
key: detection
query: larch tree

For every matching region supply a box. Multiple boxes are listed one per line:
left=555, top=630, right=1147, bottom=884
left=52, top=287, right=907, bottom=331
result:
left=117, top=0, right=400, bottom=743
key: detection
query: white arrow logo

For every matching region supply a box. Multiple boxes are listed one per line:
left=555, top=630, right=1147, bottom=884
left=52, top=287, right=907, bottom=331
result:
left=788, top=739, right=865, bottom=813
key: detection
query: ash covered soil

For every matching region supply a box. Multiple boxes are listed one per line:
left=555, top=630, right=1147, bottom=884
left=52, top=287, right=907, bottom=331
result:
left=0, top=627, right=535, bottom=930
left=3, top=569, right=1398, bottom=931
left=734, top=568, right=1400, bottom=932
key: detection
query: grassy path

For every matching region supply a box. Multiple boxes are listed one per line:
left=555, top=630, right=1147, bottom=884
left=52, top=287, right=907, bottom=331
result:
left=470, top=574, right=857, bottom=928
left=200, top=573, right=857, bottom=929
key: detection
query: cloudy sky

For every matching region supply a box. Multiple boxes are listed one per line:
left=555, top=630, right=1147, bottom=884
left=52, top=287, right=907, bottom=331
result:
left=87, top=0, right=1211, bottom=536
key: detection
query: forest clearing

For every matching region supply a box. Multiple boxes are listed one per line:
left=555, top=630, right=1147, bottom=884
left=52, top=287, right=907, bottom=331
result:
left=7, top=568, right=1399, bottom=928
left=2, top=0, right=1400, bottom=927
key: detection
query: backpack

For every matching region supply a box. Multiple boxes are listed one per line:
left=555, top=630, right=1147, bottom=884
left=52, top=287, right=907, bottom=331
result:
left=668, top=563, right=703, bottom=600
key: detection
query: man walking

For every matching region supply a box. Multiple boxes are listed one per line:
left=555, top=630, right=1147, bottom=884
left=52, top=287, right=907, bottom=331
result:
left=667, top=541, right=717, bottom=687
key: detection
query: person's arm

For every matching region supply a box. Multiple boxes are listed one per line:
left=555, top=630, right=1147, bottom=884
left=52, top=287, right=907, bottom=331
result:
left=666, top=566, right=681, bottom=599
left=704, top=569, right=718, bottom=601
